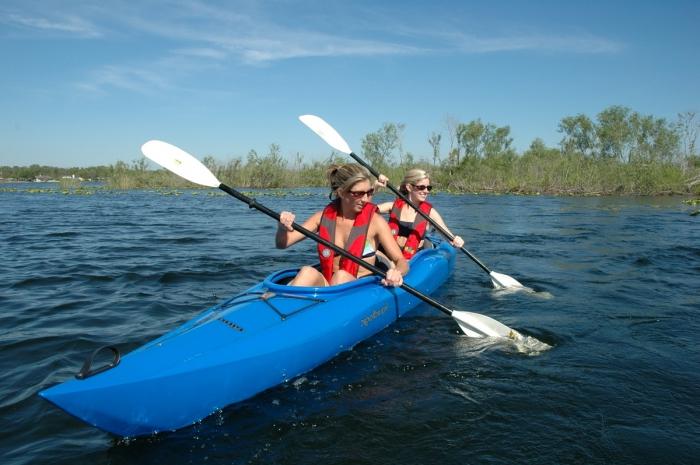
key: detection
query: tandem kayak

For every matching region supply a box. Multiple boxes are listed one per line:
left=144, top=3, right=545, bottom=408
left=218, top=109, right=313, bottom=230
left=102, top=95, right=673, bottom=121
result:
left=39, top=241, right=456, bottom=437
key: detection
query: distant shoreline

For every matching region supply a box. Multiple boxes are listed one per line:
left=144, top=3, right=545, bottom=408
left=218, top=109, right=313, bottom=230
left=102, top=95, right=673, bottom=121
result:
left=2, top=181, right=698, bottom=199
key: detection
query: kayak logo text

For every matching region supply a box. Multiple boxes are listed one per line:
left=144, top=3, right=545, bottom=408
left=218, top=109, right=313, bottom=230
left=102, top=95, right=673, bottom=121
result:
left=361, top=305, right=388, bottom=327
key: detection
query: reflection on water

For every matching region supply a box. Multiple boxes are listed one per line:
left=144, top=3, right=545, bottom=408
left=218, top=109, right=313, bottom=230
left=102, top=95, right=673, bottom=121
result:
left=1, top=185, right=698, bottom=465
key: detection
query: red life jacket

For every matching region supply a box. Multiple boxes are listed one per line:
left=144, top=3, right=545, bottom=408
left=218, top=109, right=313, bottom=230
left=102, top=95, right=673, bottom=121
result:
left=387, top=198, right=433, bottom=259
left=318, top=200, right=377, bottom=283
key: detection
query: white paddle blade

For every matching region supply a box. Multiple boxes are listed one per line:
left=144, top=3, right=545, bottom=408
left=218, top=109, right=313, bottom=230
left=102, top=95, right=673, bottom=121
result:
left=141, top=140, right=220, bottom=188
left=489, top=271, right=525, bottom=289
left=299, top=115, right=352, bottom=154
left=452, top=310, right=522, bottom=340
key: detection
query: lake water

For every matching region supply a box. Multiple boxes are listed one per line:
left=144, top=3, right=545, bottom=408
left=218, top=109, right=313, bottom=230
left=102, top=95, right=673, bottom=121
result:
left=1, top=184, right=698, bottom=465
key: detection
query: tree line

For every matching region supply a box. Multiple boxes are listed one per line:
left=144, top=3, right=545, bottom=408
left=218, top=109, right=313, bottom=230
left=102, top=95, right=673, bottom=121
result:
left=0, top=164, right=114, bottom=182
left=2, top=106, right=698, bottom=195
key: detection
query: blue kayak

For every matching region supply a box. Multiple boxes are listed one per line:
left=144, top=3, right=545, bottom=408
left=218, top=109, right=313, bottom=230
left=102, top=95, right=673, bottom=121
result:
left=39, top=242, right=456, bottom=437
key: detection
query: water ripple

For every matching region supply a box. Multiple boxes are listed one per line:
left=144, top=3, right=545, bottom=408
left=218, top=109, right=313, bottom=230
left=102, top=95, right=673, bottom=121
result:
left=1, top=189, right=698, bottom=464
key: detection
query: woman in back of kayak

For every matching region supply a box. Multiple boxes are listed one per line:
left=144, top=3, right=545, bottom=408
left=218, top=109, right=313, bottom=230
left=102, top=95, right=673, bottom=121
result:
left=276, top=164, right=408, bottom=287
left=376, top=169, right=464, bottom=259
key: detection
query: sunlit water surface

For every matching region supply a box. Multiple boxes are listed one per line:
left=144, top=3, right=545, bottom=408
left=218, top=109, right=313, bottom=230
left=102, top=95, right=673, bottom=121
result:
left=1, top=185, right=698, bottom=465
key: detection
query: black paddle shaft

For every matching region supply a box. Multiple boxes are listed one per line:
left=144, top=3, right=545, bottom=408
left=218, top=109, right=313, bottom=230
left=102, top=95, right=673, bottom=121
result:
left=349, top=152, right=492, bottom=275
left=217, top=183, right=456, bottom=318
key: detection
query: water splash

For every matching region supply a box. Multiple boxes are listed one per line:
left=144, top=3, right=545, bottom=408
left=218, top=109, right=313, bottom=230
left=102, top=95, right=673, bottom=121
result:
left=492, top=285, right=554, bottom=300
left=510, top=333, right=553, bottom=355
left=453, top=331, right=553, bottom=356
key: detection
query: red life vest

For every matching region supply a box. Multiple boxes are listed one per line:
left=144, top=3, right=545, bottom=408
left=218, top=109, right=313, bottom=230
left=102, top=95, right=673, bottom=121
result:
left=387, top=198, right=433, bottom=259
left=318, top=200, right=377, bottom=283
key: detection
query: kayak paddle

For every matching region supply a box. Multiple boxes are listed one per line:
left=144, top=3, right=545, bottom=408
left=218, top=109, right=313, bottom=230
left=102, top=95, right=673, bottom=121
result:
left=141, top=139, right=522, bottom=340
left=298, top=114, right=525, bottom=290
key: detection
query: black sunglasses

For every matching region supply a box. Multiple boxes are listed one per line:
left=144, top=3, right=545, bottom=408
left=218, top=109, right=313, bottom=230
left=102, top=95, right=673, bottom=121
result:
left=348, top=188, right=375, bottom=198
left=412, top=184, right=433, bottom=192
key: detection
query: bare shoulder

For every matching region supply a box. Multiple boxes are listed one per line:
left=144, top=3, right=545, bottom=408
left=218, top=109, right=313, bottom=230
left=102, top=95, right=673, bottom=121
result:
left=376, top=201, right=393, bottom=213
left=430, top=208, right=444, bottom=219
left=309, top=209, right=323, bottom=221
left=370, top=212, right=391, bottom=235
left=372, top=211, right=390, bottom=226
left=302, top=209, right=324, bottom=229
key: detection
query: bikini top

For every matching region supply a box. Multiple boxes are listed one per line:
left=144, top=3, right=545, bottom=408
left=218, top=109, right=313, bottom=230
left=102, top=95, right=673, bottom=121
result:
left=396, top=220, right=414, bottom=238
left=362, top=240, right=376, bottom=258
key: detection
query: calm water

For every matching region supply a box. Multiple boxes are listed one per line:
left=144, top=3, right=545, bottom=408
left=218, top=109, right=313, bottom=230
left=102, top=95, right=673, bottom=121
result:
left=1, top=185, right=698, bottom=465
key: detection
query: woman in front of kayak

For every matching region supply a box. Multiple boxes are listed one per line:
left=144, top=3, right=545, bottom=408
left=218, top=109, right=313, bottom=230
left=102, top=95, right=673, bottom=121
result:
left=376, top=169, right=464, bottom=259
left=276, top=164, right=408, bottom=287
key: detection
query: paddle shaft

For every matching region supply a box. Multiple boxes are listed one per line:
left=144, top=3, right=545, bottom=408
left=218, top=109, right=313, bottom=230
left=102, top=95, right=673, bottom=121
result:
left=217, top=183, right=488, bottom=334
left=349, top=153, right=493, bottom=275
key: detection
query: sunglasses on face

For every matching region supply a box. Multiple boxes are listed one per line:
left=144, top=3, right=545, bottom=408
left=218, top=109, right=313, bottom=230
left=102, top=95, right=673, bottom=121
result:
left=348, top=188, right=375, bottom=198
left=412, top=184, right=433, bottom=192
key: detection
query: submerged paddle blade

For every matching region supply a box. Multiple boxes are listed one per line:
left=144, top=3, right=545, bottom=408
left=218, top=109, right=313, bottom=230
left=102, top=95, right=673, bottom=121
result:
left=299, top=115, right=352, bottom=154
left=489, top=271, right=525, bottom=290
left=452, top=310, right=522, bottom=340
left=141, top=140, right=221, bottom=188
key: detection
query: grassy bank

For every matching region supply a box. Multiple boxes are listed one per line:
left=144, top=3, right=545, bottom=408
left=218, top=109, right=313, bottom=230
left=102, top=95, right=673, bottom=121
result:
left=432, top=153, right=700, bottom=195
left=4, top=153, right=699, bottom=196
left=103, top=153, right=700, bottom=196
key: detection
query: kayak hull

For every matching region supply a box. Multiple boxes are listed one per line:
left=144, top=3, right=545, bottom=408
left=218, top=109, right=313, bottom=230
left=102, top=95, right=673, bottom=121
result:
left=39, top=242, right=456, bottom=436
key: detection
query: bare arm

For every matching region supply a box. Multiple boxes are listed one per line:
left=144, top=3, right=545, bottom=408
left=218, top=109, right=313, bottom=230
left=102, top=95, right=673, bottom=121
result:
left=376, top=201, right=393, bottom=214
left=372, top=214, right=409, bottom=279
left=374, top=173, right=389, bottom=189
left=428, top=209, right=464, bottom=248
left=275, top=210, right=322, bottom=249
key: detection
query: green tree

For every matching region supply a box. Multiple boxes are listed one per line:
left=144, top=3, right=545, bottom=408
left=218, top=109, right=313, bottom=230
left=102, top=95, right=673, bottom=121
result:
left=675, top=111, right=698, bottom=168
left=596, top=106, right=633, bottom=161
left=558, top=114, right=596, bottom=156
left=361, top=122, right=404, bottom=169
left=456, top=119, right=485, bottom=161
left=523, top=138, right=559, bottom=159
left=628, top=113, right=679, bottom=163
left=483, top=124, right=514, bottom=158
left=428, top=132, right=441, bottom=166
left=456, top=120, right=513, bottom=160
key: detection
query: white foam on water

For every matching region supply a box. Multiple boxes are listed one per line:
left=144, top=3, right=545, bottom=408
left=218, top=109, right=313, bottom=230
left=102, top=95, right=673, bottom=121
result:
left=511, top=334, right=553, bottom=356
left=492, top=286, right=554, bottom=300
left=454, top=331, right=553, bottom=356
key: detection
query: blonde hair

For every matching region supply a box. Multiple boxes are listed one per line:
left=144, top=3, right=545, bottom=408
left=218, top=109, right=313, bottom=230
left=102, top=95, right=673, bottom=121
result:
left=327, top=164, right=372, bottom=199
left=399, top=169, right=429, bottom=195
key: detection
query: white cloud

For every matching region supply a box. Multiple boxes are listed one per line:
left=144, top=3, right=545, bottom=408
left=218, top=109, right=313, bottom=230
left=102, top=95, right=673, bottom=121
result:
left=5, top=12, right=101, bottom=38
left=78, top=65, right=170, bottom=95
left=3, top=1, right=624, bottom=59
left=174, top=47, right=228, bottom=60
left=18, top=0, right=621, bottom=94
left=218, top=34, right=423, bottom=64
left=452, top=33, right=623, bottom=54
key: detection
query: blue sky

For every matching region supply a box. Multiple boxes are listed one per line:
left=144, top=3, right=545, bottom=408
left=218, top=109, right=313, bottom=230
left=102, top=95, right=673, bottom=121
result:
left=1, top=0, right=698, bottom=167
